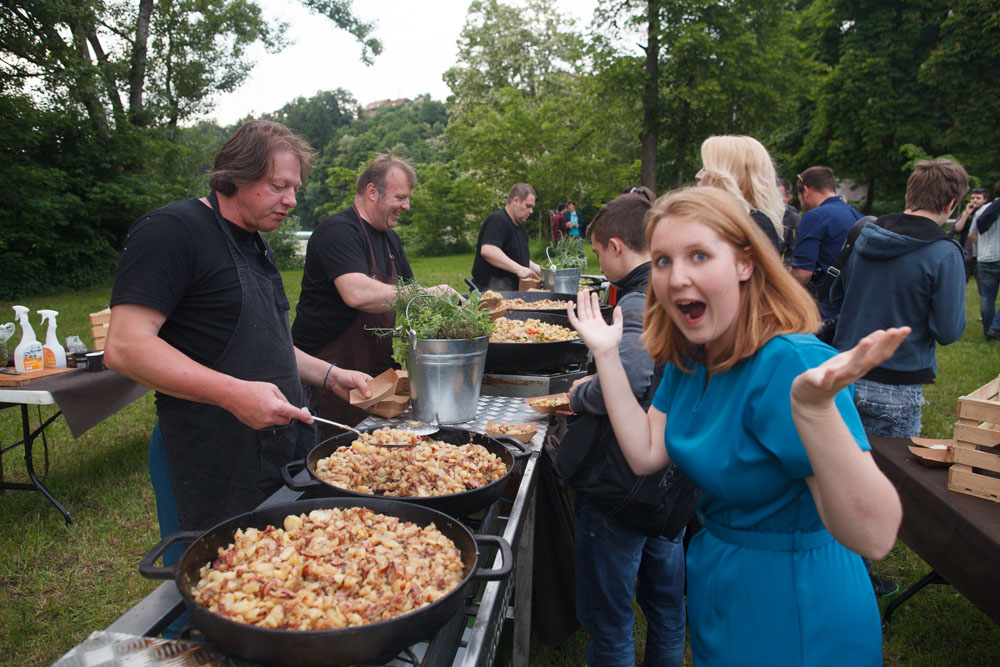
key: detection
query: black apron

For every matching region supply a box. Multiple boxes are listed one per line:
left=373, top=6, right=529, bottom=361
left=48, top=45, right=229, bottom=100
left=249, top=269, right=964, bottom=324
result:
left=158, top=193, right=313, bottom=531
left=312, top=208, right=399, bottom=434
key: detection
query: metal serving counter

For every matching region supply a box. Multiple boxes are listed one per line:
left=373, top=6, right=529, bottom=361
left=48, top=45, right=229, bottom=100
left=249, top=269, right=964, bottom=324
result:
left=57, top=395, right=547, bottom=667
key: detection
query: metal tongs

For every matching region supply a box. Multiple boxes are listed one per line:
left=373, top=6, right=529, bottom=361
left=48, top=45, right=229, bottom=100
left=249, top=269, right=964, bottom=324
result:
left=300, top=407, right=438, bottom=445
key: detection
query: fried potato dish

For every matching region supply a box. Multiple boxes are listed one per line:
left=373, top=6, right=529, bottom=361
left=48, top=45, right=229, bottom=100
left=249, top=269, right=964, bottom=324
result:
left=191, top=507, right=464, bottom=630
left=314, top=428, right=508, bottom=496
left=489, top=316, right=578, bottom=343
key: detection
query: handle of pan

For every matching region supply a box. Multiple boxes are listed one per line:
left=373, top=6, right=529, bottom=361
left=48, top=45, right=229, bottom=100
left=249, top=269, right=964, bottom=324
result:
left=139, top=531, right=202, bottom=580
left=471, top=534, right=513, bottom=581
left=492, top=435, right=531, bottom=459
left=281, top=459, right=322, bottom=491
left=464, top=277, right=479, bottom=292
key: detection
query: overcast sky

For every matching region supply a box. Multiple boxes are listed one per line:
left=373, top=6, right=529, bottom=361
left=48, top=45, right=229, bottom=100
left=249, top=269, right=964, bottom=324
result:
left=210, top=0, right=599, bottom=126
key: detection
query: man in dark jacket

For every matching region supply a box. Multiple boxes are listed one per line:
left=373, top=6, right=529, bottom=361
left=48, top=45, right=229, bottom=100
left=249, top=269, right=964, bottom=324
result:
left=831, top=158, right=968, bottom=437
left=557, top=193, right=698, bottom=667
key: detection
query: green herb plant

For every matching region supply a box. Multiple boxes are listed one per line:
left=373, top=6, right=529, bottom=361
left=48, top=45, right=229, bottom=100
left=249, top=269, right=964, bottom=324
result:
left=386, top=280, right=494, bottom=365
left=546, top=236, right=587, bottom=269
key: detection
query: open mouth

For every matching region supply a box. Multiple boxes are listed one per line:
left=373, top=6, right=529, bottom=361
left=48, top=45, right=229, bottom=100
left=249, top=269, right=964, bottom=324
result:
left=676, top=300, right=706, bottom=323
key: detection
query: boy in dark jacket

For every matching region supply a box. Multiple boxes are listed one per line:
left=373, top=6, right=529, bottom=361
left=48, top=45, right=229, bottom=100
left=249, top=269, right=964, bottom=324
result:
left=558, top=193, right=698, bottom=667
left=831, top=159, right=968, bottom=438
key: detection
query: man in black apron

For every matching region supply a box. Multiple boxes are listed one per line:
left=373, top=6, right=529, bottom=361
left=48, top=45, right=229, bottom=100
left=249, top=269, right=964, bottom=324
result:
left=291, top=154, right=457, bottom=434
left=471, top=183, right=542, bottom=291
left=105, top=120, right=373, bottom=543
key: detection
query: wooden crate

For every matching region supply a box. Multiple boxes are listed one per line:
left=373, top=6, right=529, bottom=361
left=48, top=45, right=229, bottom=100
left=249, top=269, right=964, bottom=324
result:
left=948, top=375, right=1000, bottom=502
left=89, top=307, right=110, bottom=351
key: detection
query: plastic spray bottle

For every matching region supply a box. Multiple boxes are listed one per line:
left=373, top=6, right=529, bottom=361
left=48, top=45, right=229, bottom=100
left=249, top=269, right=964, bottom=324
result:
left=12, top=305, right=44, bottom=372
left=38, top=309, right=67, bottom=368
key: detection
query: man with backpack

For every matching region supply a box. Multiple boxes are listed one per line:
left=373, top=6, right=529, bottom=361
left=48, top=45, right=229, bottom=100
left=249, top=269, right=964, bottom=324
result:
left=555, top=192, right=699, bottom=667
left=970, top=180, right=1000, bottom=341
left=830, top=158, right=968, bottom=437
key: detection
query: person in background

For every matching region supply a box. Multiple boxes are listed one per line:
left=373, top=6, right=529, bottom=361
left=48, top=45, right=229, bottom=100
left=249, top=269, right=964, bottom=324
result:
left=790, top=166, right=864, bottom=319
left=551, top=202, right=569, bottom=241
left=106, top=120, right=372, bottom=541
left=292, top=154, right=456, bottom=431
left=472, top=183, right=541, bottom=290
left=558, top=193, right=698, bottom=667
left=695, top=135, right=785, bottom=254
left=830, top=158, right=968, bottom=599
left=568, top=186, right=904, bottom=665
left=566, top=200, right=586, bottom=256
left=777, top=177, right=802, bottom=264
left=970, top=179, right=1000, bottom=341
left=953, top=186, right=988, bottom=285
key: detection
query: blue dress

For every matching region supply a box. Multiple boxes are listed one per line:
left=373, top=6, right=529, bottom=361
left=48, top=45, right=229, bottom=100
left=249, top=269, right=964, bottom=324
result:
left=652, top=334, right=881, bottom=665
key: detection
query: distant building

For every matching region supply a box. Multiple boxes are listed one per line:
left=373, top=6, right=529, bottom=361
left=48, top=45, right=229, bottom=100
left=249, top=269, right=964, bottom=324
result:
left=363, top=98, right=411, bottom=116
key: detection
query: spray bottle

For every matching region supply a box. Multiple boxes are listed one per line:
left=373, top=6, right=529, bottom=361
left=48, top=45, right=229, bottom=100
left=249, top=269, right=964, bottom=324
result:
left=12, top=305, right=44, bottom=372
left=38, top=309, right=67, bottom=368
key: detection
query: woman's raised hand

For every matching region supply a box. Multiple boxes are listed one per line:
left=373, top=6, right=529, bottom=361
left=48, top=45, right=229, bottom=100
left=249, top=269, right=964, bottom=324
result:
left=567, top=290, right=623, bottom=358
left=791, top=327, right=911, bottom=408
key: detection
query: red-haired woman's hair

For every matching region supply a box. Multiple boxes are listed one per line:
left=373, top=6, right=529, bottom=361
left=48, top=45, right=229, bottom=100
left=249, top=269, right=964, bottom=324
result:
left=641, top=187, right=820, bottom=374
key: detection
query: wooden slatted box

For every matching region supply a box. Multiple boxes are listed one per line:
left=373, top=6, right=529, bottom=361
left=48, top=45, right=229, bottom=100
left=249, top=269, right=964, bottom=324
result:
left=948, top=375, right=1000, bottom=502
left=89, top=307, right=111, bottom=351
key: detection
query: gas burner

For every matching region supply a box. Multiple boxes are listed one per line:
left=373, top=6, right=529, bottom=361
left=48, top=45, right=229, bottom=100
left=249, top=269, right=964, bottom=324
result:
left=481, top=365, right=589, bottom=398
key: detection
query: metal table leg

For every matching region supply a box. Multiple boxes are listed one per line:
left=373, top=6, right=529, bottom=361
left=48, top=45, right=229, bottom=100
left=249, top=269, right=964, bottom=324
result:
left=882, top=569, right=947, bottom=626
left=512, top=476, right=536, bottom=667
left=0, top=404, right=71, bottom=524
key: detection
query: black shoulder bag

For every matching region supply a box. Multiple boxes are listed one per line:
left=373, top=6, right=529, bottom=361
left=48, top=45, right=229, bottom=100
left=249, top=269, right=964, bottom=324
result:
left=814, top=216, right=875, bottom=344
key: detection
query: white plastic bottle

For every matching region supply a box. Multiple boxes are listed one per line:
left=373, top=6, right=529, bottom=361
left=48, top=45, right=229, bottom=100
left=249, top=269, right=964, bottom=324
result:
left=12, top=305, right=44, bottom=372
left=38, top=309, right=67, bottom=368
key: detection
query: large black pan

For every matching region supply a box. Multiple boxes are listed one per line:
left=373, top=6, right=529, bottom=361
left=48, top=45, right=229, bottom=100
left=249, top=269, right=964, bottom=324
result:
left=486, top=310, right=589, bottom=373
left=474, top=289, right=614, bottom=321
left=139, top=497, right=512, bottom=667
left=282, top=425, right=531, bottom=518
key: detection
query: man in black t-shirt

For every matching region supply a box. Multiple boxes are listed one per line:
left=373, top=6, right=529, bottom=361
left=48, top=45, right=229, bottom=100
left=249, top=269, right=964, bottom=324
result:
left=291, top=154, right=456, bottom=428
left=471, top=183, right=542, bottom=290
left=105, top=120, right=372, bottom=536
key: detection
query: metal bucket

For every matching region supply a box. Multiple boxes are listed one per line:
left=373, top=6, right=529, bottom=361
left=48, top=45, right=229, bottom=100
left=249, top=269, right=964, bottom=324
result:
left=541, top=267, right=581, bottom=294
left=405, top=335, right=489, bottom=423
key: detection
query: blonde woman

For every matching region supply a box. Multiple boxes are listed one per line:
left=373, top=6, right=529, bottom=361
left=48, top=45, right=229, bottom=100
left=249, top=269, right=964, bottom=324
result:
left=568, top=186, right=904, bottom=665
left=696, top=134, right=786, bottom=253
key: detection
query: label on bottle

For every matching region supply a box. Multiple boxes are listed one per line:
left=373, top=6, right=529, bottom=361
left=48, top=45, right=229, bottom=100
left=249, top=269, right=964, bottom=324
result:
left=23, top=347, right=43, bottom=371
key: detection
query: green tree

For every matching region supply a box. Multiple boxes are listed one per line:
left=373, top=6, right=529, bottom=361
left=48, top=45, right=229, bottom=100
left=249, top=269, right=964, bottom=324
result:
left=796, top=0, right=952, bottom=211
left=0, top=1, right=381, bottom=297
left=263, top=88, right=359, bottom=155
left=591, top=0, right=805, bottom=192
left=445, top=0, right=633, bottom=234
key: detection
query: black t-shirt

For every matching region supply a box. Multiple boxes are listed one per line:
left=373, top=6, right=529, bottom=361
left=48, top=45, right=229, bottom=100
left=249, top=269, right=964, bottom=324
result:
left=291, top=206, right=413, bottom=355
left=110, top=197, right=276, bottom=367
left=750, top=209, right=783, bottom=254
left=471, top=208, right=530, bottom=290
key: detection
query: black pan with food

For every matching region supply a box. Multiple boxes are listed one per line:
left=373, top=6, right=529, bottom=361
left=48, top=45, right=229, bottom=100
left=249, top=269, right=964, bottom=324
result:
left=475, top=290, right=613, bottom=321
left=282, top=425, right=530, bottom=518
left=486, top=310, right=589, bottom=373
left=139, top=497, right=511, bottom=667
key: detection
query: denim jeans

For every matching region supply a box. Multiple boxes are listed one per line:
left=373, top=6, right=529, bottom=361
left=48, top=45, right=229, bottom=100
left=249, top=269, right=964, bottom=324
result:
left=977, top=260, right=1000, bottom=337
left=853, top=379, right=924, bottom=438
left=575, top=497, right=686, bottom=667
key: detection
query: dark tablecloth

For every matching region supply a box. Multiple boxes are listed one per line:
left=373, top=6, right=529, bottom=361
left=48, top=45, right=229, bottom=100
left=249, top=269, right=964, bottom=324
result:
left=870, top=436, right=1000, bottom=624
left=0, top=370, right=148, bottom=438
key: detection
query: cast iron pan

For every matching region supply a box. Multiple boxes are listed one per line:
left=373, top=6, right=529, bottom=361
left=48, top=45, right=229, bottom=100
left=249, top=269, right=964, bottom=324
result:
left=474, top=289, right=613, bottom=321
left=282, top=425, right=530, bottom=518
left=139, top=497, right=512, bottom=667
left=486, top=310, right=589, bottom=373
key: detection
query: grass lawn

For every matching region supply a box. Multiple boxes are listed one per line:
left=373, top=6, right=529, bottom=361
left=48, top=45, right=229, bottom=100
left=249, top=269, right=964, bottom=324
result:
left=2, top=247, right=999, bottom=666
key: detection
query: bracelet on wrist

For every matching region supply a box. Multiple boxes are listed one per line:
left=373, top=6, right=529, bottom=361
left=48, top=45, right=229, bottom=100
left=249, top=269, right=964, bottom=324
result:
left=323, top=363, right=336, bottom=390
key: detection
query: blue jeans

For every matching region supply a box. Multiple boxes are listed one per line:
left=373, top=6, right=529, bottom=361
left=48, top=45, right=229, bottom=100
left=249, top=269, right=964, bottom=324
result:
left=977, top=260, right=1000, bottom=337
left=575, top=498, right=686, bottom=667
left=148, top=423, right=183, bottom=567
left=853, top=379, right=924, bottom=438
